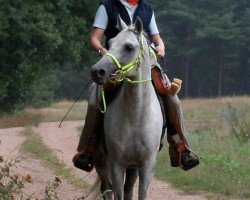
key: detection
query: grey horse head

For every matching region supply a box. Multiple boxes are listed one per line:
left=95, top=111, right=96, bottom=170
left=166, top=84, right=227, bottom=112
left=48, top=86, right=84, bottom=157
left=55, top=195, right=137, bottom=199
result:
left=91, top=16, right=144, bottom=85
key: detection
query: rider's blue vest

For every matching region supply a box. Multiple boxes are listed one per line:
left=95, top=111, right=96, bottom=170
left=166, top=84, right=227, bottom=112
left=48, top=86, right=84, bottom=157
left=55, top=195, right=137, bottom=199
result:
left=100, top=0, right=153, bottom=48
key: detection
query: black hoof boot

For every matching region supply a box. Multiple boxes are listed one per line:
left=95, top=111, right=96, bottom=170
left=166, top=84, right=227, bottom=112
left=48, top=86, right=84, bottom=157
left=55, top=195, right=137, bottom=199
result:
left=73, top=153, right=94, bottom=172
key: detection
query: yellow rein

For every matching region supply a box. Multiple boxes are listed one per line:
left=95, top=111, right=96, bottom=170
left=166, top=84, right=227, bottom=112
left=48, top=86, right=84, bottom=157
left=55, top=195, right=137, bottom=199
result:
left=100, top=35, right=153, bottom=113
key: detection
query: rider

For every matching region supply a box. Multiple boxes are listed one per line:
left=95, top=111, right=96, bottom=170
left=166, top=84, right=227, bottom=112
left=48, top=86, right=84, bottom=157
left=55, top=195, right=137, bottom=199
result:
left=73, top=0, right=199, bottom=171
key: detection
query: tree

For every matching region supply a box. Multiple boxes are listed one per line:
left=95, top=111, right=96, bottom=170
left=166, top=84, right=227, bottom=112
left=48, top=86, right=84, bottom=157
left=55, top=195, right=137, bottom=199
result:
left=148, top=0, right=249, bottom=97
left=0, top=0, right=99, bottom=113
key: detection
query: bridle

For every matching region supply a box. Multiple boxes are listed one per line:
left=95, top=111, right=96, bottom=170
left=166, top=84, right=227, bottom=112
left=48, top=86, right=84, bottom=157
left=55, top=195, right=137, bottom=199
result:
left=105, top=34, right=152, bottom=84
left=100, top=33, right=153, bottom=113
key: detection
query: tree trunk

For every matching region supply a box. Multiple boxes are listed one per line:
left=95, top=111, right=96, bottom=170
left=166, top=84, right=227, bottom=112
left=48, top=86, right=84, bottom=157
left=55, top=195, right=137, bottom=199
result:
left=184, top=27, right=192, bottom=98
left=185, top=57, right=189, bottom=98
left=218, top=56, right=224, bottom=97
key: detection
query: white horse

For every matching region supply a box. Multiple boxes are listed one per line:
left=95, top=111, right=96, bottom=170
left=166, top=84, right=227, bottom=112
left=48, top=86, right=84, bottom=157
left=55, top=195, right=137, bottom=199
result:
left=91, top=16, right=163, bottom=200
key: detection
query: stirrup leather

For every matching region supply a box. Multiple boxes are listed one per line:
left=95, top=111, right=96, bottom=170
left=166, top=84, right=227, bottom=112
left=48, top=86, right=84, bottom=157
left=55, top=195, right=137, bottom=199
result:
left=151, top=67, right=182, bottom=96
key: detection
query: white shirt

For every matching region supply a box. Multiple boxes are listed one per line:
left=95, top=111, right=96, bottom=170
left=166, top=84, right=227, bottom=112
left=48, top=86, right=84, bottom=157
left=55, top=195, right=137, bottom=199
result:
left=93, top=0, right=159, bottom=35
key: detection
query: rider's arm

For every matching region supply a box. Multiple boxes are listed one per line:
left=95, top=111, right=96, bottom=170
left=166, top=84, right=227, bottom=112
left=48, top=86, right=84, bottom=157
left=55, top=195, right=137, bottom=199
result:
left=149, top=12, right=165, bottom=57
left=91, top=28, right=108, bottom=56
left=151, top=34, right=165, bottom=57
left=91, top=5, right=109, bottom=56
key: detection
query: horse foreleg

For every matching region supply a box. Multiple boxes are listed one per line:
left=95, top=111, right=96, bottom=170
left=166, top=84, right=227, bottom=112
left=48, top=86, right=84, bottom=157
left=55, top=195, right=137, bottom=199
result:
left=124, top=168, right=138, bottom=200
left=138, top=159, right=156, bottom=200
left=110, top=162, right=125, bottom=200
left=94, top=150, right=112, bottom=200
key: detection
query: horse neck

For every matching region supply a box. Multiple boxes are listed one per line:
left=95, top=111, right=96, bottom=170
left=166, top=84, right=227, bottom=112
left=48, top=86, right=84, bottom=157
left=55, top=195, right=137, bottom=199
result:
left=122, top=48, right=153, bottom=114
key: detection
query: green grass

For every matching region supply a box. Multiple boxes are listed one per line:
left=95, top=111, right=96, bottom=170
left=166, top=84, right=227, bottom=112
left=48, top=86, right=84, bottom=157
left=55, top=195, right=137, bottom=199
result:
left=2, top=96, right=250, bottom=198
left=0, top=101, right=88, bottom=128
left=156, top=132, right=250, bottom=198
left=20, top=127, right=90, bottom=190
left=155, top=96, right=250, bottom=199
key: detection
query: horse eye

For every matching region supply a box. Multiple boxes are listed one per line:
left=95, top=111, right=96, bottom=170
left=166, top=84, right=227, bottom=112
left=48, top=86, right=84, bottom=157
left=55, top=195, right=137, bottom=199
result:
left=125, top=43, right=134, bottom=51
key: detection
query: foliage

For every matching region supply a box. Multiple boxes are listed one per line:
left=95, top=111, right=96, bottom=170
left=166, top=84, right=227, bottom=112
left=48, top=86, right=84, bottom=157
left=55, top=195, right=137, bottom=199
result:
left=155, top=131, right=250, bottom=198
left=1, top=0, right=250, bottom=113
left=1, top=97, right=249, bottom=198
left=221, top=103, right=250, bottom=143
left=155, top=97, right=250, bottom=198
left=0, top=156, right=64, bottom=200
left=0, top=157, right=33, bottom=199
left=44, top=177, right=62, bottom=200
left=0, top=0, right=98, bottom=113
left=148, top=0, right=250, bottom=98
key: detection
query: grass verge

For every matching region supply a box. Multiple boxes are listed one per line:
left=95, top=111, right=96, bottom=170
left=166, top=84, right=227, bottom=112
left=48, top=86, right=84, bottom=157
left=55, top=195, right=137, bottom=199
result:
left=155, top=127, right=250, bottom=199
left=2, top=96, right=250, bottom=198
left=155, top=97, right=250, bottom=198
left=20, top=127, right=90, bottom=190
left=0, top=100, right=88, bottom=129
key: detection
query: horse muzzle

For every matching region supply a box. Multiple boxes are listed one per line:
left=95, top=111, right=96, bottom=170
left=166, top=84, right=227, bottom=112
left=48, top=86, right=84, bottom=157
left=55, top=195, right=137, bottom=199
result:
left=91, top=55, right=118, bottom=85
left=91, top=68, right=106, bottom=85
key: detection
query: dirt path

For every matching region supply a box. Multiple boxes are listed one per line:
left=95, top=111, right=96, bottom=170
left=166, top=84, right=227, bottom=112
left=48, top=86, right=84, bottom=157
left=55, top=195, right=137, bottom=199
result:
left=0, top=121, right=228, bottom=199
left=0, top=127, right=84, bottom=199
left=37, top=121, right=209, bottom=200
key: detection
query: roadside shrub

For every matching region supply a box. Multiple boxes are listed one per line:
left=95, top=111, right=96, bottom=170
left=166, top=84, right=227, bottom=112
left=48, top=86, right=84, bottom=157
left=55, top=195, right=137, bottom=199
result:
left=44, top=177, right=62, bottom=200
left=221, top=103, right=250, bottom=143
left=0, top=156, right=33, bottom=199
left=0, top=156, right=62, bottom=200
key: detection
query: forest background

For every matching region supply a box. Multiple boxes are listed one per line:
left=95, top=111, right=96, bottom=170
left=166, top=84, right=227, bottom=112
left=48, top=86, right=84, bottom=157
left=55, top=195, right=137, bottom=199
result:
left=0, top=0, right=249, bottom=113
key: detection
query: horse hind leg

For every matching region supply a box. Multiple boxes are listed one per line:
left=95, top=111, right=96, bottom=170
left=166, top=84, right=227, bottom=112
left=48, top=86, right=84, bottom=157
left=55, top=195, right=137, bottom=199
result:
left=94, top=150, right=112, bottom=200
left=96, top=167, right=112, bottom=200
left=124, top=168, right=138, bottom=200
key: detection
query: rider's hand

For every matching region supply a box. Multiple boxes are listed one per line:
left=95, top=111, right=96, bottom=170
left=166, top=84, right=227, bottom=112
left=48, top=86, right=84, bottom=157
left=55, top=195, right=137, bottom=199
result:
left=155, top=45, right=165, bottom=57
left=99, top=47, right=108, bottom=56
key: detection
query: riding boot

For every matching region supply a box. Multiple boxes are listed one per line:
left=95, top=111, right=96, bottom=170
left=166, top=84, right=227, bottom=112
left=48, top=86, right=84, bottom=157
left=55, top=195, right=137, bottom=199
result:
left=152, top=67, right=199, bottom=171
left=73, top=83, right=103, bottom=172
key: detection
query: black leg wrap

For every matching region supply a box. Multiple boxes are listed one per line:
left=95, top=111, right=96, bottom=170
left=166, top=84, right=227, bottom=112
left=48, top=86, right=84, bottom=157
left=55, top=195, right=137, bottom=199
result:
left=73, top=154, right=94, bottom=172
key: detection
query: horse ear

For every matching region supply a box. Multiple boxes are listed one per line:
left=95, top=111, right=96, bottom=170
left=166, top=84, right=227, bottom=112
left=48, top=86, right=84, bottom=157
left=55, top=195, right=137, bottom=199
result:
left=116, top=15, right=128, bottom=30
left=134, top=17, right=143, bottom=34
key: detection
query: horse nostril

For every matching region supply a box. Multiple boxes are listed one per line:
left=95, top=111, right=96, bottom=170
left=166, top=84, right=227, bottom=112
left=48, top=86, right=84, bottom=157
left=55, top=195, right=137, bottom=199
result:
left=91, top=68, right=106, bottom=84
left=98, top=69, right=106, bottom=77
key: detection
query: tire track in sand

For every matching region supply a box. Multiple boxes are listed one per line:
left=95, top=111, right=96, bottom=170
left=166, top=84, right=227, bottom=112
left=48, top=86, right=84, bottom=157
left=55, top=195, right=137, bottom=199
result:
left=0, top=126, right=84, bottom=199
left=37, top=121, right=211, bottom=200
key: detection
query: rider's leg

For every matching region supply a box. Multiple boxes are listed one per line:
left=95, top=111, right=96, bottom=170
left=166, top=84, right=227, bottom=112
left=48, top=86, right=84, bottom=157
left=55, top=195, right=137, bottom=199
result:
left=152, top=67, right=199, bottom=171
left=163, top=93, right=199, bottom=170
left=73, top=83, right=103, bottom=172
left=73, top=81, right=121, bottom=172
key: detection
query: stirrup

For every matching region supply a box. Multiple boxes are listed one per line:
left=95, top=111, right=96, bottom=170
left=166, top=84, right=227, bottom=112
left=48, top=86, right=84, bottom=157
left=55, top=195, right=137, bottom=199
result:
left=178, top=147, right=199, bottom=171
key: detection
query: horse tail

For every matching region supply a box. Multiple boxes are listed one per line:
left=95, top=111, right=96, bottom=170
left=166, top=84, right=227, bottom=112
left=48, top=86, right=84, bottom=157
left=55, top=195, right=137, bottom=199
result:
left=85, top=176, right=102, bottom=200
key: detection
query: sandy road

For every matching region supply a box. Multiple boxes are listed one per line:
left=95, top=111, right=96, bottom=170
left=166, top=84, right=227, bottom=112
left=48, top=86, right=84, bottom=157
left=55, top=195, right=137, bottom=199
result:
left=0, top=121, right=228, bottom=199
left=0, top=126, right=84, bottom=199
left=37, top=121, right=208, bottom=200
